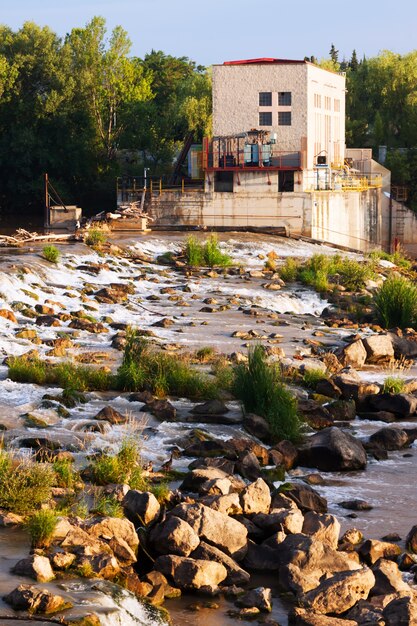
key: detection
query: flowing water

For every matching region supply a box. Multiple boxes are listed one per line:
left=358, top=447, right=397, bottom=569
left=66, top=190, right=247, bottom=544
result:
left=0, top=231, right=415, bottom=625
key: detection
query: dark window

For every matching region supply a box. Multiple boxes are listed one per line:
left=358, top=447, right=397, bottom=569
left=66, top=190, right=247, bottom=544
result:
left=278, top=91, right=292, bottom=106
left=279, top=170, right=295, bottom=192
left=259, top=112, right=272, bottom=126
left=259, top=92, right=272, bottom=106
left=278, top=111, right=292, bottom=126
left=214, top=171, right=234, bottom=192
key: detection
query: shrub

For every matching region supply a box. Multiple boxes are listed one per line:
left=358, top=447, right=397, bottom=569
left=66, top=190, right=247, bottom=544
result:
left=279, top=257, right=300, bottom=282
left=27, top=509, right=58, bottom=548
left=302, top=368, right=328, bottom=390
left=92, top=494, right=124, bottom=518
left=89, top=439, right=146, bottom=489
left=86, top=229, right=107, bottom=247
left=53, top=459, right=80, bottom=489
left=382, top=376, right=406, bottom=394
left=42, top=245, right=60, bottom=264
left=184, top=234, right=231, bottom=267
left=233, top=345, right=301, bottom=442
left=374, top=276, right=417, bottom=329
left=0, top=451, right=55, bottom=514
left=116, top=329, right=217, bottom=398
left=295, top=254, right=374, bottom=293
left=195, top=346, right=217, bottom=362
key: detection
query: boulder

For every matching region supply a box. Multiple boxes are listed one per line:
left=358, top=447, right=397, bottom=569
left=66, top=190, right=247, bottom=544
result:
left=298, top=427, right=367, bottom=471
left=236, top=451, right=261, bottom=481
left=79, top=553, right=120, bottom=579
left=240, top=478, right=271, bottom=515
left=358, top=410, right=397, bottom=423
left=200, top=493, right=242, bottom=515
left=154, top=555, right=227, bottom=592
left=145, top=399, right=177, bottom=421
left=191, top=399, right=229, bottom=415
left=180, top=467, right=243, bottom=495
left=242, top=539, right=280, bottom=571
left=289, top=607, right=357, bottom=625
left=339, top=339, right=367, bottom=368
left=3, top=584, right=72, bottom=614
left=406, top=524, right=417, bottom=553
left=236, top=586, right=272, bottom=612
left=93, top=406, right=128, bottom=425
left=368, top=426, right=409, bottom=451
left=169, top=503, right=248, bottom=560
left=0, top=309, right=17, bottom=323
left=123, top=490, right=160, bottom=526
left=333, top=371, right=379, bottom=401
left=302, top=567, right=375, bottom=614
left=315, top=378, right=342, bottom=399
left=85, top=517, right=139, bottom=554
left=271, top=440, right=298, bottom=470
left=363, top=334, right=395, bottom=363
left=383, top=593, right=417, bottom=626
left=372, top=559, right=411, bottom=595
left=253, top=509, right=304, bottom=536
left=243, top=413, right=272, bottom=442
left=389, top=330, right=417, bottom=358
left=302, top=512, right=340, bottom=549
left=326, top=399, right=356, bottom=422
left=191, top=541, right=250, bottom=586
left=298, top=399, right=333, bottom=430
left=12, top=555, right=54, bottom=583
left=283, top=484, right=328, bottom=513
left=358, top=539, right=402, bottom=565
left=367, top=393, right=417, bottom=417
left=149, top=516, right=200, bottom=556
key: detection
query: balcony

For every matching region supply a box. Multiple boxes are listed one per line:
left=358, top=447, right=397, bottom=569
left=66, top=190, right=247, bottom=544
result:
left=202, top=136, right=302, bottom=171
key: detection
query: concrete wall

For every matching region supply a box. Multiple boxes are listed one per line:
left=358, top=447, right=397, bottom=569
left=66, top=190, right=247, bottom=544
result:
left=212, top=62, right=345, bottom=169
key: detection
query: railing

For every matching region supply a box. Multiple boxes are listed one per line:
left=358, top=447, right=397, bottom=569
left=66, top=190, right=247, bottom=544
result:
left=304, top=171, right=383, bottom=192
left=202, top=138, right=302, bottom=171
left=116, top=177, right=204, bottom=204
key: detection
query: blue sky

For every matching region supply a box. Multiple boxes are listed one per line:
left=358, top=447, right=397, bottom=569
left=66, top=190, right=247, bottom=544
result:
left=2, top=0, right=416, bottom=65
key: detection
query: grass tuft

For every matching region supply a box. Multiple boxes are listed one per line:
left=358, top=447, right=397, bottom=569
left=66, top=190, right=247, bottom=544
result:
left=86, top=229, right=107, bottom=248
left=27, top=508, right=58, bottom=548
left=382, top=375, right=406, bottom=394
left=89, top=438, right=146, bottom=489
left=374, top=275, right=417, bottom=329
left=0, top=450, right=55, bottom=514
left=42, top=245, right=60, bottom=264
left=184, top=234, right=232, bottom=267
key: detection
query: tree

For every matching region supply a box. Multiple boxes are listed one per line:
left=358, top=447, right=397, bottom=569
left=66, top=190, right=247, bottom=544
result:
left=330, top=43, right=339, bottom=63
left=349, top=49, right=359, bottom=71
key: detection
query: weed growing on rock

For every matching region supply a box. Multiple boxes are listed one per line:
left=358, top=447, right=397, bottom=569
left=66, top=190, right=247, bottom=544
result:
left=233, top=345, right=301, bottom=443
left=89, top=438, right=146, bottom=489
left=279, top=257, right=300, bottom=282
left=53, top=459, right=80, bottom=489
left=0, top=450, right=55, bottom=514
left=42, top=245, right=60, bottom=264
left=302, top=368, right=328, bottom=390
left=27, top=508, right=58, bottom=548
left=374, top=275, right=417, bottom=329
left=184, top=234, right=232, bottom=267
left=92, top=494, right=124, bottom=518
left=85, top=229, right=107, bottom=248
left=382, top=376, right=406, bottom=394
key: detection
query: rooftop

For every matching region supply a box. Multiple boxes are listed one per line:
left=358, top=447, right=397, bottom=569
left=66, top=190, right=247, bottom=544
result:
left=222, top=57, right=307, bottom=66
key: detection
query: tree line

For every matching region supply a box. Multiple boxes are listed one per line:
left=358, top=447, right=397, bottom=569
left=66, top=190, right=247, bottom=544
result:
left=1, top=22, right=416, bottom=221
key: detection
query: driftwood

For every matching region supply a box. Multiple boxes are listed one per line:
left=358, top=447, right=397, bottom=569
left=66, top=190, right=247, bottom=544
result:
left=0, top=615, right=67, bottom=623
left=0, top=229, right=75, bottom=247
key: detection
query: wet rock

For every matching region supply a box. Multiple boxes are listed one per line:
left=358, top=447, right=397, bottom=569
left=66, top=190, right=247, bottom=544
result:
left=0, top=308, right=17, bottom=322
left=93, top=405, right=128, bottom=425
left=243, top=413, right=272, bottom=442
left=235, top=450, right=261, bottom=481
left=284, top=483, right=328, bottom=513
left=372, top=559, right=411, bottom=595
left=236, top=586, right=272, bottom=612
left=298, top=399, right=333, bottom=430
left=363, top=334, right=395, bottom=363
left=183, top=439, right=235, bottom=458
left=368, top=426, right=409, bottom=450
left=191, top=400, right=229, bottom=416
left=129, top=390, right=155, bottom=403
left=338, top=499, right=373, bottom=511
left=298, top=426, right=367, bottom=471
left=144, top=398, right=176, bottom=421
left=240, top=478, right=271, bottom=515
left=12, top=555, right=55, bottom=583
left=123, top=490, right=161, bottom=526
left=359, top=539, right=402, bottom=565
left=315, top=378, right=342, bottom=399
left=144, top=570, right=181, bottom=603
left=333, top=371, right=379, bottom=401
left=302, top=512, right=340, bottom=549
left=383, top=593, right=417, bottom=626
left=272, top=440, right=298, bottom=470
left=149, top=516, right=200, bottom=556
left=326, top=399, right=356, bottom=422
left=95, top=287, right=128, bottom=304
left=289, top=607, right=357, bottom=625
left=358, top=410, right=397, bottom=423
left=4, top=584, right=73, bottom=614
left=302, top=567, right=375, bottom=614
left=191, top=542, right=250, bottom=586
left=169, top=502, right=248, bottom=560
left=242, top=539, right=280, bottom=571
left=339, top=339, right=367, bottom=368
left=35, top=304, right=55, bottom=315
left=69, top=318, right=109, bottom=333
left=406, top=524, right=417, bottom=553
left=154, top=555, right=227, bottom=592
left=152, top=317, right=174, bottom=328
left=36, top=314, right=60, bottom=327
left=366, top=392, right=417, bottom=417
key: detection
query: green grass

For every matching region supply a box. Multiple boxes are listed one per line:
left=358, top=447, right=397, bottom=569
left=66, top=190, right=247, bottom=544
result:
left=382, top=376, right=406, bottom=394
left=8, top=357, right=113, bottom=392
left=42, top=245, right=60, bottom=264
left=233, top=345, right=301, bottom=443
left=279, top=257, right=301, bottom=282
left=302, top=368, right=328, bottom=390
left=53, top=459, right=80, bottom=489
left=287, top=253, right=375, bottom=293
left=184, top=234, right=232, bottom=268
left=374, top=275, right=417, bottom=329
left=150, top=482, right=171, bottom=504
left=86, top=228, right=107, bottom=247
left=26, top=508, right=58, bottom=548
left=0, top=450, right=55, bottom=514
left=368, top=248, right=412, bottom=270
left=116, top=329, right=218, bottom=399
left=89, top=439, right=146, bottom=489
left=92, top=494, right=124, bottom=518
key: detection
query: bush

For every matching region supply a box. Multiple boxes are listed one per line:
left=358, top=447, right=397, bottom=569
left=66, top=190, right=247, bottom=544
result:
left=184, top=234, right=231, bottom=267
left=383, top=376, right=406, bottom=394
left=86, top=228, right=107, bottom=247
left=53, top=459, right=80, bottom=489
left=116, top=329, right=218, bottom=399
left=374, top=275, right=417, bottom=329
left=27, top=509, right=58, bottom=548
left=42, top=245, right=60, bottom=264
left=0, top=451, right=55, bottom=514
left=279, top=257, right=300, bottom=282
left=295, top=254, right=374, bottom=293
left=369, top=248, right=412, bottom=270
left=89, top=439, right=146, bottom=489
left=233, top=345, right=301, bottom=442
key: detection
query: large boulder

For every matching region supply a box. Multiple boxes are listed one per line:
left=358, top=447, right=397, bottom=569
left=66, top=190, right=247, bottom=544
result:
left=372, top=559, right=411, bottom=595
left=154, top=555, right=227, bottom=592
left=180, top=467, right=241, bottom=496
left=149, top=516, right=200, bottom=557
left=302, top=512, right=340, bottom=549
left=332, top=371, right=379, bottom=401
left=362, top=334, right=395, bottom=363
left=290, top=607, right=357, bottom=625
left=123, top=490, right=160, bottom=525
left=253, top=509, right=304, bottom=536
left=11, top=555, right=54, bottom=583
left=283, top=484, right=328, bottom=513
left=383, top=593, right=417, bottom=626
left=236, top=586, right=272, bottom=612
left=358, top=539, right=402, bottom=565
left=93, top=406, right=128, bottom=425
left=302, top=567, right=375, bottom=614
left=298, top=427, right=367, bottom=471
left=169, top=503, right=248, bottom=560
left=191, top=541, right=250, bottom=586
left=339, top=339, right=367, bottom=368
left=84, top=516, right=139, bottom=554
left=3, top=584, right=72, bottom=614
left=366, top=393, right=417, bottom=417
left=406, top=524, right=417, bottom=553
left=240, top=478, right=271, bottom=515
left=243, top=413, right=272, bottom=443
left=368, top=426, right=409, bottom=451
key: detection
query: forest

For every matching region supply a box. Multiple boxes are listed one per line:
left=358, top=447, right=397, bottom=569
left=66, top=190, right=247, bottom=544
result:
left=0, top=20, right=416, bottom=219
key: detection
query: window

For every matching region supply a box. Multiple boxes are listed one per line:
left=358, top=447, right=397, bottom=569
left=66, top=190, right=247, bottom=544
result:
left=259, top=112, right=272, bottom=126
left=278, top=111, right=291, bottom=126
left=279, top=171, right=295, bottom=192
left=314, top=93, right=321, bottom=108
left=334, top=98, right=340, bottom=112
left=214, top=171, right=233, bottom=192
left=325, top=96, right=331, bottom=110
left=278, top=91, right=292, bottom=106
left=259, top=92, right=272, bottom=106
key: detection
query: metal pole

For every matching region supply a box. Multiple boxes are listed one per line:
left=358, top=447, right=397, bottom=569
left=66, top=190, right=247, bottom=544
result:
left=44, top=173, right=50, bottom=230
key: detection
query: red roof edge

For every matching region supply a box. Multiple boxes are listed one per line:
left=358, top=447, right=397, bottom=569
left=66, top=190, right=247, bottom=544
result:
left=223, top=58, right=307, bottom=65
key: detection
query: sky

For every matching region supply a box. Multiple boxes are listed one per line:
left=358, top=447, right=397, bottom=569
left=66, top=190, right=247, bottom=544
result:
left=1, top=0, right=416, bottom=66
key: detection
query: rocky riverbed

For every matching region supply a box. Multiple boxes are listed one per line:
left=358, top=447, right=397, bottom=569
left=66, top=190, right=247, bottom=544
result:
left=1, top=232, right=417, bottom=625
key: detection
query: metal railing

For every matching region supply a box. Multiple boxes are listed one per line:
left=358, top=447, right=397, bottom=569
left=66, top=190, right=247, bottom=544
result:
left=304, top=171, right=383, bottom=192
